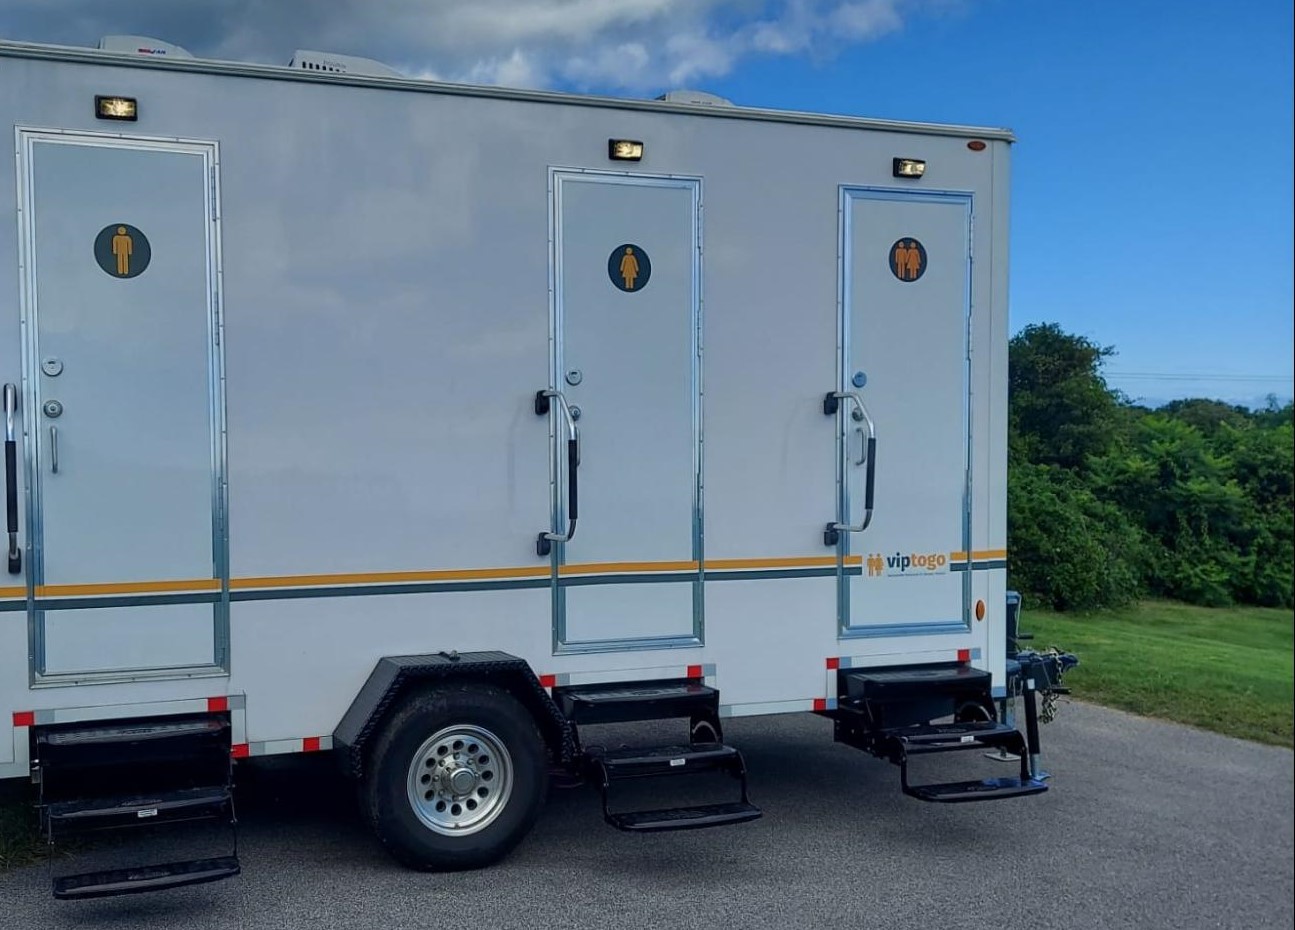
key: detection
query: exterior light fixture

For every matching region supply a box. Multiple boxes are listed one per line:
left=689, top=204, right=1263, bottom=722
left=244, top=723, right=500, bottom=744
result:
left=95, top=95, right=138, bottom=121
left=608, top=139, right=644, bottom=161
left=892, top=157, right=926, bottom=179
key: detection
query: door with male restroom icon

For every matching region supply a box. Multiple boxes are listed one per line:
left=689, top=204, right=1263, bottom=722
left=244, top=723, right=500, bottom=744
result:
left=18, top=132, right=227, bottom=680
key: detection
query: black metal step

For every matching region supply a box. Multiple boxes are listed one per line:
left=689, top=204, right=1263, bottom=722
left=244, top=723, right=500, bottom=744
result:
left=554, top=681, right=717, bottom=725
left=885, top=722, right=1025, bottom=755
left=607, top=801, right=763, bottom=833
left=41, top=718, right=224, bottom=747
left=52, top=855, right=241, bottom=900
left=843, top=664, right=991, bottom=701
left=37, top=716, right=230, bottom=769
left=903, top=776, right=1048, bottom=803
left=47, top=787, right=232, bottom=832
left=594, top=742, right=740, bottom=779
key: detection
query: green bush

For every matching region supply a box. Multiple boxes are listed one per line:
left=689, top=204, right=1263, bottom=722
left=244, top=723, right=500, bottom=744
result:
left=1006, top=324, right=1293, bottom=611
left=1007, top=464, right=1146, bottom=611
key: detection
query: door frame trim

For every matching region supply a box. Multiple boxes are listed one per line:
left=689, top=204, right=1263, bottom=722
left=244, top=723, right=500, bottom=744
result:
left=547, top=167, right=704, bottom=655
left=835, top=185, right=975, bottom=639
left=15, top=127, right=230, bottom=684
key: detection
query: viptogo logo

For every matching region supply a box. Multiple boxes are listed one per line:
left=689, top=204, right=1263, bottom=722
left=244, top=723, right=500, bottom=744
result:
left=865, top=552, right=949, bottom=577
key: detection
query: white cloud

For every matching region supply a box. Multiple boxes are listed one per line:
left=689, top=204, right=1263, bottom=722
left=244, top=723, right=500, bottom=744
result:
left=2, top=0, right=964, bottom=92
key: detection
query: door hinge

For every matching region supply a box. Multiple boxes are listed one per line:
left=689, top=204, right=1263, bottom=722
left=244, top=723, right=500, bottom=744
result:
left=209, top=167, right=218, bottom=216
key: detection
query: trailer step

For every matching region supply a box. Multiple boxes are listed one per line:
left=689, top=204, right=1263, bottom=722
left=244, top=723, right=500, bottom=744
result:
left=903, top=776, right=1047, bottom=803
left=46, top=787, right=232, bottom=832
left=891, top=726, right=1044, bottom=803
left=843, top=665, right=991, bottom=702
left=52, top=855, right=241, bottom=900
left=40, top=717, right=226, bottom=748
left=36, top=712, right=240, bottom=899
left=554, top=681, right=718, bottom=726
left=590, top=742, right=761, bottom=832
left=607, top=801, right=763, bottom=833
left=595, top=742, right=740, bottom=778
left=36, top=716, right=232, bottom=792
left=883, top=721, right=1024, bottom=755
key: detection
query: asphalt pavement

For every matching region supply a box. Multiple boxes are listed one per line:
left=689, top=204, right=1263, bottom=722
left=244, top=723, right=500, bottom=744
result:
left=0, top=700, right=1291, bottom=930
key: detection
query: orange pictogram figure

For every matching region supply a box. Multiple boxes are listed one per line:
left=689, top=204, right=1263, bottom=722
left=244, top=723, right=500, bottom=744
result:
left=866, top=553, right=885, bottom=577
left=904, top=241, right=923, bottom=279
left=619, top=246, right=640, bottom=290
left=111, top=226, right=133, bottom=276
left=889, top=237, right=926, bottom=282
left=892, top=241, right=911, bottom=281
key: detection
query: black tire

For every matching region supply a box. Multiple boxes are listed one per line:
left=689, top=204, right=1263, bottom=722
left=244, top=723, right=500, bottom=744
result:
left=954, top=699, right=995, bottom=724
left=362, top=683, right=547, bottom=871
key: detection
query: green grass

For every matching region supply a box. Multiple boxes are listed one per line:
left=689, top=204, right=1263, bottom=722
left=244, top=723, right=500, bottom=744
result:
left=0, top=796, right=42, bottom=873
left=1024, top=600, right=1294, bottom=747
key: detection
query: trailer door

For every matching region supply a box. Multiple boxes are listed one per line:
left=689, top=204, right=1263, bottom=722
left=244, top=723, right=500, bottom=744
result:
left=19, top=133, right=226, bottom=681
left=548, top=172, right=702, bottom=652
left=835, top=188, right=973, bottom=637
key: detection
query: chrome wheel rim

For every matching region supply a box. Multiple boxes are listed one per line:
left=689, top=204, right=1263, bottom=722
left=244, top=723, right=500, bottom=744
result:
left=406, top=725, right=513, bottom=836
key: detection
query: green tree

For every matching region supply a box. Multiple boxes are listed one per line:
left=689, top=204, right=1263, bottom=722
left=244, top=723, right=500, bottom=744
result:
left=1007, top=323, right=1292, bottom=611
left=1009, top=323, right=1124, bottom=472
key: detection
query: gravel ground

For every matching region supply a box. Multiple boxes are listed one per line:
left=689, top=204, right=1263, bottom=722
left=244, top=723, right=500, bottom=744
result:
left=0, top=700, right=1291, bottom=930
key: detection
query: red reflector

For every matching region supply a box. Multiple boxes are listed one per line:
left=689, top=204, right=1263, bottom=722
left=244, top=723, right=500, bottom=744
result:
left=825, top=657, right=840, bottom=670
left=686, top=665, right=703, bottom=679
left=231, top=744, right=250, bottom=759
left=207, top=696, right=229, bottom=713
left=812, top=698, right=827, bottom=712
left=967, top=140, right=987, bottom=151
left=538, top=674, right=556, bottom=689
left=303, top=737, right=321, bottom=753
left=957, top=648, right=971, bottom=663
left=13, top=711, right=35, bottom=728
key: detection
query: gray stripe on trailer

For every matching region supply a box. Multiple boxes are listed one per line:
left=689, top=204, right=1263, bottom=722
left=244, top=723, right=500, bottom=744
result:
left=35, top=592, right=223, bottom=610
left=13, top=564, right=870, bottom=612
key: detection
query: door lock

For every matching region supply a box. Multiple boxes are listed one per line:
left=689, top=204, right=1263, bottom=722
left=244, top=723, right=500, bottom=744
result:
left=42, top=399, right=64, bottom=419
left=41, top=357, right=64, bottom=377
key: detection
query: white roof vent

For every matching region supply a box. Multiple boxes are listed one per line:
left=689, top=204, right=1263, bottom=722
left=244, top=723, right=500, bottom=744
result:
left=288, top=50, right=402, bottom=78
left=656, top=90, right=734, bottom=107
left=98, top=35, right=195, bottom=59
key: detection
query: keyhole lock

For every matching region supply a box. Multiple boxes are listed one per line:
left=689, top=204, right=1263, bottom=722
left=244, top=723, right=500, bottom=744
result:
left=565, top=369, right=583, bottom=386
left=41, top=357, right=64, bottom=377
left=42, top=400, right=64, bottom=418
left=569, top=405, right=582, bottom=421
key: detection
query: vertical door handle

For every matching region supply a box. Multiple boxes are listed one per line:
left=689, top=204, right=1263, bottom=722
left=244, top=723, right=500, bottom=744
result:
left=49, top=425, right=59, bottom=475
left=534, top=389, right=579, bottom=557
left=822, top=390, right=877, bottom=545
left=3, top=383, right=19, bottom=573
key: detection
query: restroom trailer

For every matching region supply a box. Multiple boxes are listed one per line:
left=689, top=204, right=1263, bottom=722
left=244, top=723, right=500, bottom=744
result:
left=0, top=36, right=1049, bottom=898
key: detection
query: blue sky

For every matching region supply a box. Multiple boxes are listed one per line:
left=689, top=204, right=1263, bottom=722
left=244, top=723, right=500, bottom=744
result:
left=691, top=2, right=1295, bottom=406
left=5, top=0, right=1292, bottom=405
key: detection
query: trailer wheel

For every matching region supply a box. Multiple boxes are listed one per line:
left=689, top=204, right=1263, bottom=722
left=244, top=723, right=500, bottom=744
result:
left=954, top=700, right=995, bottom=724
left=362, top=684, right=547, bottom=871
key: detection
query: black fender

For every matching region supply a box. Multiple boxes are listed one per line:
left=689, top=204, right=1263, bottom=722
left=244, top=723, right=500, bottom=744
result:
left=332, top=651, right=575, bottom=778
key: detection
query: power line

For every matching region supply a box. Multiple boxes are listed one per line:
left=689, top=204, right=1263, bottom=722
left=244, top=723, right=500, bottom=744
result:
left=1105, top=371, right=1293, bottom=383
